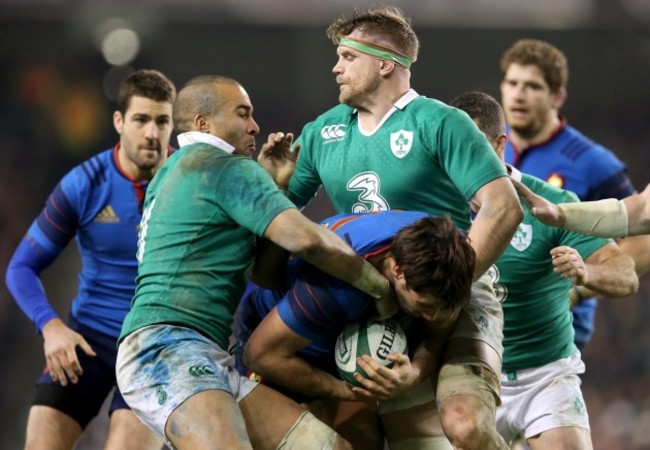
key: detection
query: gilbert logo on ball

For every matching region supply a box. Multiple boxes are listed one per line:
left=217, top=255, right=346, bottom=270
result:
left=335, top=318, right=408, bottom=387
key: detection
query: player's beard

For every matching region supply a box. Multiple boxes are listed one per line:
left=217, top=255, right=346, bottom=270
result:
left=339, top=74, right=381, bottom=109
left=129, top=144, right=163, bottom=172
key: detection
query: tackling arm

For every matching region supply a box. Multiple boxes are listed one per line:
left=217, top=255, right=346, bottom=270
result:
left=264, top=208, right=392, bottom=308
left=553, top=242, right=638, bottom=298
left=468, top=177, right=523, bottom=280
left=243, top=308, right=356, bottom=401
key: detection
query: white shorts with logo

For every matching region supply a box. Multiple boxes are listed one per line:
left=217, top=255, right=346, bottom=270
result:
left=451, top=271, right=504, bottom=358
left=116, top=324, right=258, bottom=445
left=496, top=350, right=589, bottom=443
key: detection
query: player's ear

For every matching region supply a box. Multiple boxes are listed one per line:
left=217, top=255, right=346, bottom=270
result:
left=495, top=133, right=508, bottom=159
left=389, top=258, right=405, bottom=281
left=552, top=86, right=567, bottom=110
left=379, top=59, right=395, bottom=75
left=113, top=111, right=124, bottom=134
left=193, top=114, right=210, bottom=133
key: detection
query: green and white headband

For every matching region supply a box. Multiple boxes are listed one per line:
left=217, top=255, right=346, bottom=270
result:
left=338, top=38, right=413, bottom=69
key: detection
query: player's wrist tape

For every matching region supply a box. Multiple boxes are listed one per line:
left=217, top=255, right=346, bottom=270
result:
left=352, top=260, right=390, bottom=299
left=560, top=198, right=628, bottom=238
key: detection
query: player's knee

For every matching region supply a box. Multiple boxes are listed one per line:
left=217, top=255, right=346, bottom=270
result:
left=277, top=411, right=346, bottom=450
left=439, top=396, right=490, bottom=449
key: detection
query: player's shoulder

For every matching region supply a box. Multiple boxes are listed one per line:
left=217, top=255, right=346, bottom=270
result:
left=560, top=125, right=622, bottom=165
left=522, top=172, right=579, bottom=204
left=307, top=104, right=356, bottom=127
left=62, top=147, right=114, bottom=193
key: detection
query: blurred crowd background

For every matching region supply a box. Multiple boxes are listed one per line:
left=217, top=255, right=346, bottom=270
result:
left=1, top=1, right=649, bottom=448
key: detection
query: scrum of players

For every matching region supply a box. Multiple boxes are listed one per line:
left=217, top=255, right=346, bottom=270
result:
left=6, top=6, right=646, bottom=450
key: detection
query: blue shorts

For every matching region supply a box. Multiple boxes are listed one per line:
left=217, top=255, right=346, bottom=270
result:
left=572, top=299, right=596, bottom=349
left=33, top=316, right=127, bottom=429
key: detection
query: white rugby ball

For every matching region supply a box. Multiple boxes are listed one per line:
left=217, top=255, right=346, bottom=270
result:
left=335, top=318, right=408, bottom=387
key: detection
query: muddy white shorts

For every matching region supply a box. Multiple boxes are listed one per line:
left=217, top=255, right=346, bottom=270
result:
left=116, top=324, right=258, bottom=444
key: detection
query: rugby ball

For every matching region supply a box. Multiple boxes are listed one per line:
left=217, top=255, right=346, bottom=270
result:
left=335, top=318, right=408, bottom=387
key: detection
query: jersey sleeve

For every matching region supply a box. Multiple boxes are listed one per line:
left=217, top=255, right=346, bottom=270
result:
left=435, top=108, right=508, bottom=200
left=276, top=261, right=369, bottom=342
left=288, top=122, right=323, bottom=208
left=5, top=172, right=82, bottom=333
left=217, top=157, right=296, bottom=237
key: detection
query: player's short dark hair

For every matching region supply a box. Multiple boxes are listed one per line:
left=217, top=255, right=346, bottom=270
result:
left=449, top=91, right=505, bottom=141
left=391, top=216, right=475, bottom=311
left=326, top=6, right=420, bottom=63
left=500, top=39, right=568, bottom=93
left=172, top=75, right=240, bottom=133
left=116, top=69, right=176, bottom=115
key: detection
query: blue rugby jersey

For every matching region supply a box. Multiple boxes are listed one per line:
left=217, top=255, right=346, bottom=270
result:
left=6, top=145, right=158, bottom=338
left=240, top=210, right=428, bottom=372
left=505, top=119, right=636, bottom=346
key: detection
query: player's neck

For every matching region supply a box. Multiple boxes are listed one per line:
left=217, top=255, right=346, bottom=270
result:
left=357, top=84, right=409, bottom=131
left=367, top=252, right=394, bottom=282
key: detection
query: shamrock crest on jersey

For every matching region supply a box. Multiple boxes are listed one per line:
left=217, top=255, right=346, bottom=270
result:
left=390, top=130, right=413, bottom=158
left=510, top=223, right=533, bottom=252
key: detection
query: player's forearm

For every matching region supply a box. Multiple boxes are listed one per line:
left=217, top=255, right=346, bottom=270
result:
left=252, top=354, right=352, bottom=400
left=559, top=199, right=628, bottom=238
left=6, top=237, right=60, bottom=332
left=298, top=227, right=390, bottom=300
left=469, top=200, right=522, bottom=280
left=582, top=255, right=638, bottom=298
left=410, top=318, right=456, bottom=379
left=624, top=185, right=650, bottom=236
left=266, top=210, right=389, bottom=299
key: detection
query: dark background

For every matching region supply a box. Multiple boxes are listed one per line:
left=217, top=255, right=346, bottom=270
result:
left=1, top=1, right=649, bottom=448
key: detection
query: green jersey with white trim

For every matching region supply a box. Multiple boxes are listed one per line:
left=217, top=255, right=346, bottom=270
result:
left=492, top=172, right=610, bottom=372
left=120, top=143, right=295, bottom=349
left=289, top=90, right=507, bottom=230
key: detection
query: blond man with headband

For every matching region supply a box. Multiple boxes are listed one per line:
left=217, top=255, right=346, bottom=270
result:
left=274, top=6, right=524, bottom=450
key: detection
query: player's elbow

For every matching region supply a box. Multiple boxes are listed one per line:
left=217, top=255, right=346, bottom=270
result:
left=242, top=341, right=272, bottom=376
left=289, top=226, right=330, bottom=260
left=622, top=272, right=640, bottom=297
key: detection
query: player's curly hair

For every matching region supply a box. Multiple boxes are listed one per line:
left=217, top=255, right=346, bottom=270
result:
left=326, top=6, right=419, bottom=63
left=391, top=216, right=474, bottom=311
left=116, top=69, right=176, bottom=115
left=500, top=39, right=568, bottom=93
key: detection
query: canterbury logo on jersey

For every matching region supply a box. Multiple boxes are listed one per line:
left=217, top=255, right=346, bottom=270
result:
left=93, top=205, right=120, bottom=223
left=320, top=124, right=347, bottom=143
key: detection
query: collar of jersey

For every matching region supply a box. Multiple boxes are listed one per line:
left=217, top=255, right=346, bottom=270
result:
left=506, top=163, right=522, bottom=182
left=394, top=89, right=419, bottom=109
left=177, top=132, right=235, bottom=154
left=353, top=89, right=419, bottom=136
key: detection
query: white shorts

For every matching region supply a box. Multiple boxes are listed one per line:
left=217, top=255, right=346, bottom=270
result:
left=116, top=324, right=258, bottom=445
left=451, top=271, right=504, bottom=358
left=496, top=350, right=589, bottom=443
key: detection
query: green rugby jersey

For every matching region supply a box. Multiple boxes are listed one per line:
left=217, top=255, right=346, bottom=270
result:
left=493, top=170, right=610, bottom=372
left=120, top=142, right=294, bottom=349
left=289, top=90, right=507, bottom=230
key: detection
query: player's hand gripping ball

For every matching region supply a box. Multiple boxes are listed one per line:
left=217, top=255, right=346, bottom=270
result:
left=335, top=318, right=408, bottom=387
